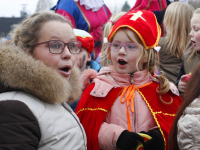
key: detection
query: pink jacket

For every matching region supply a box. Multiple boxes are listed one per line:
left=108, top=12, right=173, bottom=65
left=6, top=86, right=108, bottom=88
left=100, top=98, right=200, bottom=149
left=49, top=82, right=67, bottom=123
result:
left=87, top=67, right=157, bottom=150
left=81, top=66, right=179, bottom=150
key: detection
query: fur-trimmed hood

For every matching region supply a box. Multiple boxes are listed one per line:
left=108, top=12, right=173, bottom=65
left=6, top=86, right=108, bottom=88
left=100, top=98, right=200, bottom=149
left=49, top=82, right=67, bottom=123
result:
left=0, top=44, right=82, bottom=104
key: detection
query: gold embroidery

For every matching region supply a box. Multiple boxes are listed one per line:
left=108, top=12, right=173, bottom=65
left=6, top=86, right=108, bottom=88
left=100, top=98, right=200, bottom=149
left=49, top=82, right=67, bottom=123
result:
left=75, top=2, right=91, bottom=32
left=158, top=0, right=162, bottom=10
left=154, top=111, right=176, bottom=116
left=108, top=13, right=160, bottom=49
left=144, top=0, right=152, bottom=10
left=76, top=108, right=108, bottom=115
left=77, top=89, right=123, bottom=115
left=158, top=0, right=167, bottom=11
left=137, top=89, right=167, bottom=150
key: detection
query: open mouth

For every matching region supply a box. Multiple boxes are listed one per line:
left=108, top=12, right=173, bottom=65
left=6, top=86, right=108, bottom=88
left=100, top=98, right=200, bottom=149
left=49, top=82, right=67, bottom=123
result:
left=191, top=40, right=196, bottom=45
left=118, top=59, right=127, bottom=65
left=60, top=66, right=71, bottom=73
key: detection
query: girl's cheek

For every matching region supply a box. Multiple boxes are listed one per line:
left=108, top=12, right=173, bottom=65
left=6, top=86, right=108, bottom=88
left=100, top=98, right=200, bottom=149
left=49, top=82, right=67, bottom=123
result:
left=72, top=56, right=76, bottom=67
left=195, top=32, right=200, bottom=41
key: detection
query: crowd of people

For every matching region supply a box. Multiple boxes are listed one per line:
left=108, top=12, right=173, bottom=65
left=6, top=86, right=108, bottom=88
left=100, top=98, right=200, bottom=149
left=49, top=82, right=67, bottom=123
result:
left=0, top=0, right=199, bottom=150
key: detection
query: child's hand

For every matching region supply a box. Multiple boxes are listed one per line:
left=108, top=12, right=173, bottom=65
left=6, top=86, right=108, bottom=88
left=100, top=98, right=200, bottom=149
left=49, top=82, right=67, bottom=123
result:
left=178, top=75, right=187, bottom=92
left=116, top=130, right=144, bottom=150
left=183, top=73, right=191, bottom=82
left=140, top=129, right=164, bottom=150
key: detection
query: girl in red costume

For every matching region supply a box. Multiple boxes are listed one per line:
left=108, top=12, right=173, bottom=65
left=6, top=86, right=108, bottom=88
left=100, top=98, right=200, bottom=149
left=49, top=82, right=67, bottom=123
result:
left=76, top=10, right=182, bottom=150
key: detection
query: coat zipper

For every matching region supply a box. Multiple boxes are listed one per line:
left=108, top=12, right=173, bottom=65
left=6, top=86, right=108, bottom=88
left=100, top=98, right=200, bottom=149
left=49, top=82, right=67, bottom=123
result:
left=61, top=103, right=86, bottom=150
left=134, top=98, right=136, bottom=132
left=130, top=73, right=134, bottom=84
left=130, top=73, right=137, bottom=132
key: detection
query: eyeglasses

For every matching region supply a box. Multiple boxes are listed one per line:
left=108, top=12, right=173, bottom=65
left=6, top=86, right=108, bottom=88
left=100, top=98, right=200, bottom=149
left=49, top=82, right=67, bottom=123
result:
left=108, top=42, right=139, bottom=52
left=33, top=40, right=82, bottom=54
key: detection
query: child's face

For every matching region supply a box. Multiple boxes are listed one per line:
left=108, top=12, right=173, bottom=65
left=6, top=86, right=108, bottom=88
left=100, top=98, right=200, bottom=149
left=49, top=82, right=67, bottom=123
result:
left=72, top=47, right=91, bottom=72
left=110, top=29, right=142, bottom=74
left=32, top=21, right=76, bottom=81
left=190, top=14, right=200, bottom=51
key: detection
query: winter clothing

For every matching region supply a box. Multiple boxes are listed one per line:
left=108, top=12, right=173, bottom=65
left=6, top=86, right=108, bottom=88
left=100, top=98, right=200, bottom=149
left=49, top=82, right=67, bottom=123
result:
left=76, top=66, right=182, bottom=150
left=176, top=53, right=200, bottom=83
left=177, top=97, right=200, bottom=150
left=52, top=0, right=112, bottom=59
left=158, top=38, right=183, bottom=84
left=76, top=82, right=123, bottom=150
left=0, top=44, right=86, bottom=150
left=68, top=60, right=101, bottom=112
left=87, top=60, right=101, bottom=72
left=108, top=10, right=161, bottom=50
left=116, top=130, right=144, bottom=150
left=129, top=0, right=170, bottom=37
left=153, top=8, right=166, bottom=25
left=140, top=129, right=164, bottom=150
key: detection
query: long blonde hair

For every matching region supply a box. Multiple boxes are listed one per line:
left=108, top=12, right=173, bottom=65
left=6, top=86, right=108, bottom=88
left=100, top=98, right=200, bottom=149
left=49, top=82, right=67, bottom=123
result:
left=162, top=2, right=194, bottom=59
left=100, top=12, right=126, bottom=66
left=184, top=8, right=200, bottom=62
left=9, top=11, right=72, bottom=54
left=108, top=28, right=170, bottom=97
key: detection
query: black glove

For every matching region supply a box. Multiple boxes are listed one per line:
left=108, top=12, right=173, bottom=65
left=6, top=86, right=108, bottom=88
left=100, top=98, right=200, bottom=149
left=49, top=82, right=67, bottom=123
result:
left=140, top=129, right=164, bottom=150
left=116, top=130, right=144, bottom=150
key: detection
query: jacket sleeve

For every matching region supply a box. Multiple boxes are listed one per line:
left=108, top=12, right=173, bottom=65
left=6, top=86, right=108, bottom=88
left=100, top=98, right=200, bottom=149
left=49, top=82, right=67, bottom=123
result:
left=56, top=9, right=76, bottom=28
left=177, top=114, right=200, bottom=150
left=176, top=61, right=185, bottom=86
left=98, top=122, right=125, bottom=150
left=0, top=100, right=41, bottom=150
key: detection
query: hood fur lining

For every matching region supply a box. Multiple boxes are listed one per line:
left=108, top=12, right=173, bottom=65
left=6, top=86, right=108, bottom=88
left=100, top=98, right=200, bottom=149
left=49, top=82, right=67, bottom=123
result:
left=0, top=44, right=82, bottom=104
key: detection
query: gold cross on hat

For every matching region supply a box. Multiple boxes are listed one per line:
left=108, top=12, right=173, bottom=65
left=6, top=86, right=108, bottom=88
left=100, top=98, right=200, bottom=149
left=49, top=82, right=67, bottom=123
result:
left=128, top=11, right=146, bottom=22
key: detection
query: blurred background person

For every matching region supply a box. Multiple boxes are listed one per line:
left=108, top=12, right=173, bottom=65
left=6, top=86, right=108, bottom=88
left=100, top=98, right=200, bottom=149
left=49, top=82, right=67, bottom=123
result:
left=52, top=0, right=112, bottom=61
left=177, top=8, right=200, bottom=95
left=158, top=2, right=194, bottom=84
left=69, top=28, right=101, bottom=111
left=73, top=28, right=101, bottom=72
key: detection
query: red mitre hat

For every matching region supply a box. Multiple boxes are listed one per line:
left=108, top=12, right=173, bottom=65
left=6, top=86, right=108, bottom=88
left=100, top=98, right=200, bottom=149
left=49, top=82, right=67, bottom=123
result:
left=73, top=29, right=94, bottom=54
left=107, top=10, right=161, bottom=49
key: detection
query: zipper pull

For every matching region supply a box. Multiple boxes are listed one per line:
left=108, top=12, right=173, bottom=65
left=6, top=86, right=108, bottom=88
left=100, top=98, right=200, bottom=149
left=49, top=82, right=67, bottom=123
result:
left=130, top=73, right=134, bottom=84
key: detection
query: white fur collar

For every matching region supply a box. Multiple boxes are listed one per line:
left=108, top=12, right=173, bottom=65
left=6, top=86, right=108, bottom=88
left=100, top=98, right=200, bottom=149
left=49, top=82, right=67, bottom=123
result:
left=74, top=0, right=104, bottom=12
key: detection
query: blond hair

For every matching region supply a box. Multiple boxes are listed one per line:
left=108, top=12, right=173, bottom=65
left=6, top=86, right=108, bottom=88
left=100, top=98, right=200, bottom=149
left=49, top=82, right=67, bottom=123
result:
left=100, top=12, right=126, bottom=66
left=9, top=11, right=72, bottom=54
left=184, top=8, right=200, bottom=62
left=162, top=2, right=194, bottom=59
left=108, top=28, right=170, bottom=100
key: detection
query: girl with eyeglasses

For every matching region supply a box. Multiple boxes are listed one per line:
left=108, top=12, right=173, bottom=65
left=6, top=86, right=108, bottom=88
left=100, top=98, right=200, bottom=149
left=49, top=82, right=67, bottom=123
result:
left=169, top=8, right=200, bottom=150
left=75, top=10, right=182, bottom=150
left=0, top=11, right=86, bottom=150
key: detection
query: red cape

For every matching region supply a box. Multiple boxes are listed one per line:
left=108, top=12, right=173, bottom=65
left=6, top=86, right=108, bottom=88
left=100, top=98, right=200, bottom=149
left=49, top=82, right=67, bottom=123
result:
left=76, top=82, right=182, bottom=150
left=75, top=83, right=122, bottom=150
left=138, top=82, right=182, bottom=150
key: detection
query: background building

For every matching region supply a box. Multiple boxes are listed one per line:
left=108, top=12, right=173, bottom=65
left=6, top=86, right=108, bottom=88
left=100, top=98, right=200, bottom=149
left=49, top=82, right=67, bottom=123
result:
left=0, top=17, right=23, bottom=37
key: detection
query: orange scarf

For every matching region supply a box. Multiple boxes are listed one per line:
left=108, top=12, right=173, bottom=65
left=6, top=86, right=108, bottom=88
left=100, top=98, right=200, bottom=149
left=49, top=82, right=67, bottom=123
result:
left=120, top=82, right=151, bottom=131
